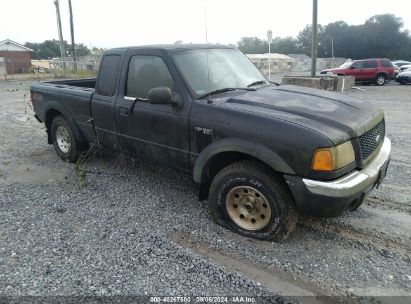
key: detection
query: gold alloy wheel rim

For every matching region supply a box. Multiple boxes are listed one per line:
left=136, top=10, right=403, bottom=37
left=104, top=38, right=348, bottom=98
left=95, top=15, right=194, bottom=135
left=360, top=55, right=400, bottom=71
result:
left=226, top=186, right=272, bottom=231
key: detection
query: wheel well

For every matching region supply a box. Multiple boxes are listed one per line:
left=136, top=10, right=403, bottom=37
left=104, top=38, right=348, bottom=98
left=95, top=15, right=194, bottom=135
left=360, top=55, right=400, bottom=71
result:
left=45, top=109, right=62, bottom=130
left=376, top=72, right=387, bottom=78
left=45, top=109, right=62, bottom=144
left=198, top=151, right=277, bottom=201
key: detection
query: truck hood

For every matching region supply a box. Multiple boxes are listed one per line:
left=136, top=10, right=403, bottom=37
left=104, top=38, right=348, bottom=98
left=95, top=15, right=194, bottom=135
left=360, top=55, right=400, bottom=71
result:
left=213, top=85, right=383, bottom=144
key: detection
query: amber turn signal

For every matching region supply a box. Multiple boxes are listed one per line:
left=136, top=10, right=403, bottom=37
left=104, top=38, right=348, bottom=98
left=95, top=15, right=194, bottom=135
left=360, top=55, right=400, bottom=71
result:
left=311, top=149, right=333, bottom=171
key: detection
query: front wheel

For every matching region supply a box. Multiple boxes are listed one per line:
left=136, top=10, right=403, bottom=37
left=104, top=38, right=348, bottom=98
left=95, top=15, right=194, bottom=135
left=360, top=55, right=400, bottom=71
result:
left=209, top=161, right=298, bottom=242
left=375, top=74, right=386, bottom=86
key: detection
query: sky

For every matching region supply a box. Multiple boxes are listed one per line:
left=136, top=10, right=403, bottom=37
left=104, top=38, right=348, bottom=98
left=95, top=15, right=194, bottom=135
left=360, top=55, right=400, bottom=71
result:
left=1, top=0, right=410, bottom=49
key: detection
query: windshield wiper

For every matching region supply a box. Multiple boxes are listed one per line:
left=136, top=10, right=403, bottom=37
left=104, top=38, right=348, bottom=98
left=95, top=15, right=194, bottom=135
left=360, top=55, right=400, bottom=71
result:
left=269, top=81, right=281, bottom=86
left=247, top=80, right=281, bottom=87
left=198, top=87, right=255, bottom=99
left=247, top=80, right=268, bottom=87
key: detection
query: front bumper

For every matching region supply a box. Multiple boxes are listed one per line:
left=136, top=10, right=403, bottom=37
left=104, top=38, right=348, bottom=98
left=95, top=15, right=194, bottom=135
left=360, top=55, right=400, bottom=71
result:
left=397, top=75, right=411, bottom=83
left=285, top=137, right=391, bottom=217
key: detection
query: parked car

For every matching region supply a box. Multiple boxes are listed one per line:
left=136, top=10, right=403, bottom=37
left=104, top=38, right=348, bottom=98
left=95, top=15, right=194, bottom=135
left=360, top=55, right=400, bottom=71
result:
left=399, top=64, right=411, bottom=72
left=391, top=60, right=411, bottom=68
left=393, top=64, right=401, bottom=78
left=30, top=45, right=391, bottom=241
left=396, top=70, right=411, bottom=84
left=321, top=58, right=395, bottom=86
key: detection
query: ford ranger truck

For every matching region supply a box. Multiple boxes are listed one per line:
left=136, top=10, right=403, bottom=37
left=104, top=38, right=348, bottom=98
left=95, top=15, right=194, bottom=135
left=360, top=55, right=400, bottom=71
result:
left=30, top=45, right=391, bottom=241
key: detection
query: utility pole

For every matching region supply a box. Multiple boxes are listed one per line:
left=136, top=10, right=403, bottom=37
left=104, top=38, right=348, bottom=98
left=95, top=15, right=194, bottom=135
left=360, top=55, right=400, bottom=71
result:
left=310, top=0, right=318, bottom=77
left=68, top=0, right=77, bottom=72
left=54, top=0, right=66, bottom=77
left=267, top=29, right=272, bottom=81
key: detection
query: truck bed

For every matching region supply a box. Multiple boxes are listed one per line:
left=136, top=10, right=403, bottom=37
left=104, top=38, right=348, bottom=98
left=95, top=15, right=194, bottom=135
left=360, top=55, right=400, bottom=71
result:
left=44, top=78, right=96, bottom=89
left=30, top=78, right=97, bottom=144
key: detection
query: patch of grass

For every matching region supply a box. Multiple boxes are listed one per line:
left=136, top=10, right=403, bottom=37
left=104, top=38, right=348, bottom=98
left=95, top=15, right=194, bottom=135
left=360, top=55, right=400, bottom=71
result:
left=75, top=152, right=88, bottom=188
left=74, top=141, right=103, bottom=188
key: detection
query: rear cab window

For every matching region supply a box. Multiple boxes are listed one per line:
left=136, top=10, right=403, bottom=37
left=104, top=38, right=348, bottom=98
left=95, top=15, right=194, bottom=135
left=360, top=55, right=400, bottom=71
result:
left=96, top=55, right=121, bottom=96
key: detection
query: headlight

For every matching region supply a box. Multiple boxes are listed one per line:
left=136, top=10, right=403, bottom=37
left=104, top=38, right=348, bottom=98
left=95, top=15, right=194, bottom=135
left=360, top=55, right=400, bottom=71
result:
left=311, top=141, right=355, bottom=171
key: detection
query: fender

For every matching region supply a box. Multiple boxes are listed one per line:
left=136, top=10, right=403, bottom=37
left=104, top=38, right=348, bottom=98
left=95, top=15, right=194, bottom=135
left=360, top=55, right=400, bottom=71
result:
left=43, top=100, right=87, bottom=144
left=193, top=138, right=295, bottom=184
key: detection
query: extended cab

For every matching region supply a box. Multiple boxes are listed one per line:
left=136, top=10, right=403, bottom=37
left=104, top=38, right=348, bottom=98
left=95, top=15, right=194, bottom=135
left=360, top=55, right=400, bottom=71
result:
left=30, top=45, right=391, bottom=241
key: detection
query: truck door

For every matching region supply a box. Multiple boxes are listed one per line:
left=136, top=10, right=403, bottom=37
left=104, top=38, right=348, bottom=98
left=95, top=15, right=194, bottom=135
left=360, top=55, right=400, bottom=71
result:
left=114, top=51, right=191, bottom=171
left=91, top=53, right=122, bottom=150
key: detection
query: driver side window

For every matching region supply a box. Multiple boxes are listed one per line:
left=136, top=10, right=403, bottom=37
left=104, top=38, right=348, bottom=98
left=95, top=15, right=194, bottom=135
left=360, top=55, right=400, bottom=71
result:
left=126, top=55, right=174, bottom=99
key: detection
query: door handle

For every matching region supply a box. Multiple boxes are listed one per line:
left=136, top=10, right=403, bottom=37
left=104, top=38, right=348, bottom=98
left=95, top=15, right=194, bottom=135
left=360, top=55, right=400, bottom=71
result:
left=119, top=106, right=129, bottom=116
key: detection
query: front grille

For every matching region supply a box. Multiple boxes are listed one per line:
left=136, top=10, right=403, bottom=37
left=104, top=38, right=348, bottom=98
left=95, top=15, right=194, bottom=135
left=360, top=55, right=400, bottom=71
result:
left=359, top=119, right=385, bottom=160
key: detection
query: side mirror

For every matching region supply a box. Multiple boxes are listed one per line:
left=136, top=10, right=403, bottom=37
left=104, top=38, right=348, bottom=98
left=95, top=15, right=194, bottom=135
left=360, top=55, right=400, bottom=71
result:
left=148, top=87, right=183, bottom=108
left=148, top=87, right=173, bottom=104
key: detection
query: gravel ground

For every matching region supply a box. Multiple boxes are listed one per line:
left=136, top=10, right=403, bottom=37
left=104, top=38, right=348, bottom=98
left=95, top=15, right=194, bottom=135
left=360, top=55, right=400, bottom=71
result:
left=0, top=80, right=410, bottom=303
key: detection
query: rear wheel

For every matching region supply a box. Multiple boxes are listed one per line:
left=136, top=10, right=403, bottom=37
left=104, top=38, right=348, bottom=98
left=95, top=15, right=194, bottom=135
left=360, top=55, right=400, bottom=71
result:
left=209, top=161, right=298, bottom=242
left=51, top=116, right=86, bottom=162
left=375, top=74, right=386, bottom=86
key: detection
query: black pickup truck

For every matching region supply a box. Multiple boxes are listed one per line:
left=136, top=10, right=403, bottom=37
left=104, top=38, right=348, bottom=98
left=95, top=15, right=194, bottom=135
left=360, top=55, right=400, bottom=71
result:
left=30, top=45, right=391, bottom=241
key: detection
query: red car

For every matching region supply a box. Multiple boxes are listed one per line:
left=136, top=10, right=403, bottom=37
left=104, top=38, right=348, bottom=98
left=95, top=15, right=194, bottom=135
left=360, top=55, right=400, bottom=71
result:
left=321, top=58, right=395, bottom=86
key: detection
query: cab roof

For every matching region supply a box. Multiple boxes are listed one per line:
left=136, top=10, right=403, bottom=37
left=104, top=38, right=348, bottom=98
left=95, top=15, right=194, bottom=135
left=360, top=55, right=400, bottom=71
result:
left=108, top=44, right=235, bottom=53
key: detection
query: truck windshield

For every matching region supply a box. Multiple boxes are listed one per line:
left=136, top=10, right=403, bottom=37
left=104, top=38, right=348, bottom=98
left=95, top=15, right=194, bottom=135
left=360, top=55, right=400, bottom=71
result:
left=172, top=48, right=268, bottom=98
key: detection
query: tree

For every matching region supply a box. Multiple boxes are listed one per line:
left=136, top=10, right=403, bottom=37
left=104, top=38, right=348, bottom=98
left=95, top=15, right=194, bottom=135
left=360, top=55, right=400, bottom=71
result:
left=237, top=37, right=266, bottom=54
left=237, top=14, right=411, bottom=60
left=361, top=14, right=410, bottom=59
left=270, top=37, right=301, bottom=54
left=238, top=36, right=301, bottom=55
left=91, top=47, right=106, bottom=58
left=75, top=43, right=91, bottom=57
left=25, top=40, right=62, bottom=59
left=322, top=21, right=350, bottom=57
left=24, top=40, right=91, bottom=59
left=296, top=25, right=326, bottom=56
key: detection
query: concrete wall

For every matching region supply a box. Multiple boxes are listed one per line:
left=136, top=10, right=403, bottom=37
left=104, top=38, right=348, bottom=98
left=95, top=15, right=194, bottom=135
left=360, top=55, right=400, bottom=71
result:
left=282, top=75, right=355, bottom=91
left=247, top=54, right=347, bottom=78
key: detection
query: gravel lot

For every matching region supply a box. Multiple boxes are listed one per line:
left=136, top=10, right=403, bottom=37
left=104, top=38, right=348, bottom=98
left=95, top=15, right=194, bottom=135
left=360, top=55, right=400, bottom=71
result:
left=0, top=80, right=410, bottom=302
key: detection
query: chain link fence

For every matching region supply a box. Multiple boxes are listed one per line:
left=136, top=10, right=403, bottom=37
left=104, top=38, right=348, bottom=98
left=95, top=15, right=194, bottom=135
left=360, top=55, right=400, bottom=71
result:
left=0, top=56, right=101, bottom=80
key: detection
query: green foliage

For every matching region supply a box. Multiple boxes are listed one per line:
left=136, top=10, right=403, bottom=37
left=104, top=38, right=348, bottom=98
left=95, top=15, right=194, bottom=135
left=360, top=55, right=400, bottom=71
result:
left=237, top=37, right=267, bottom=54
left=91, top=47, right=107, bottom=57
left=76, top=43, right=91, bottom=57
left=24, top=40, right=91, bottom=59
left=237, top=14, right=411, bottom=60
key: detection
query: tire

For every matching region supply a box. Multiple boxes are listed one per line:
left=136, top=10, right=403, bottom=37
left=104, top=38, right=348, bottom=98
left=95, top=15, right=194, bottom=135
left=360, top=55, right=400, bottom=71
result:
left=209, top=160, right=298, bottom=242
left=375, top=74, right=386, bottom=86
left=51, top=115, right=86, bottom=163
